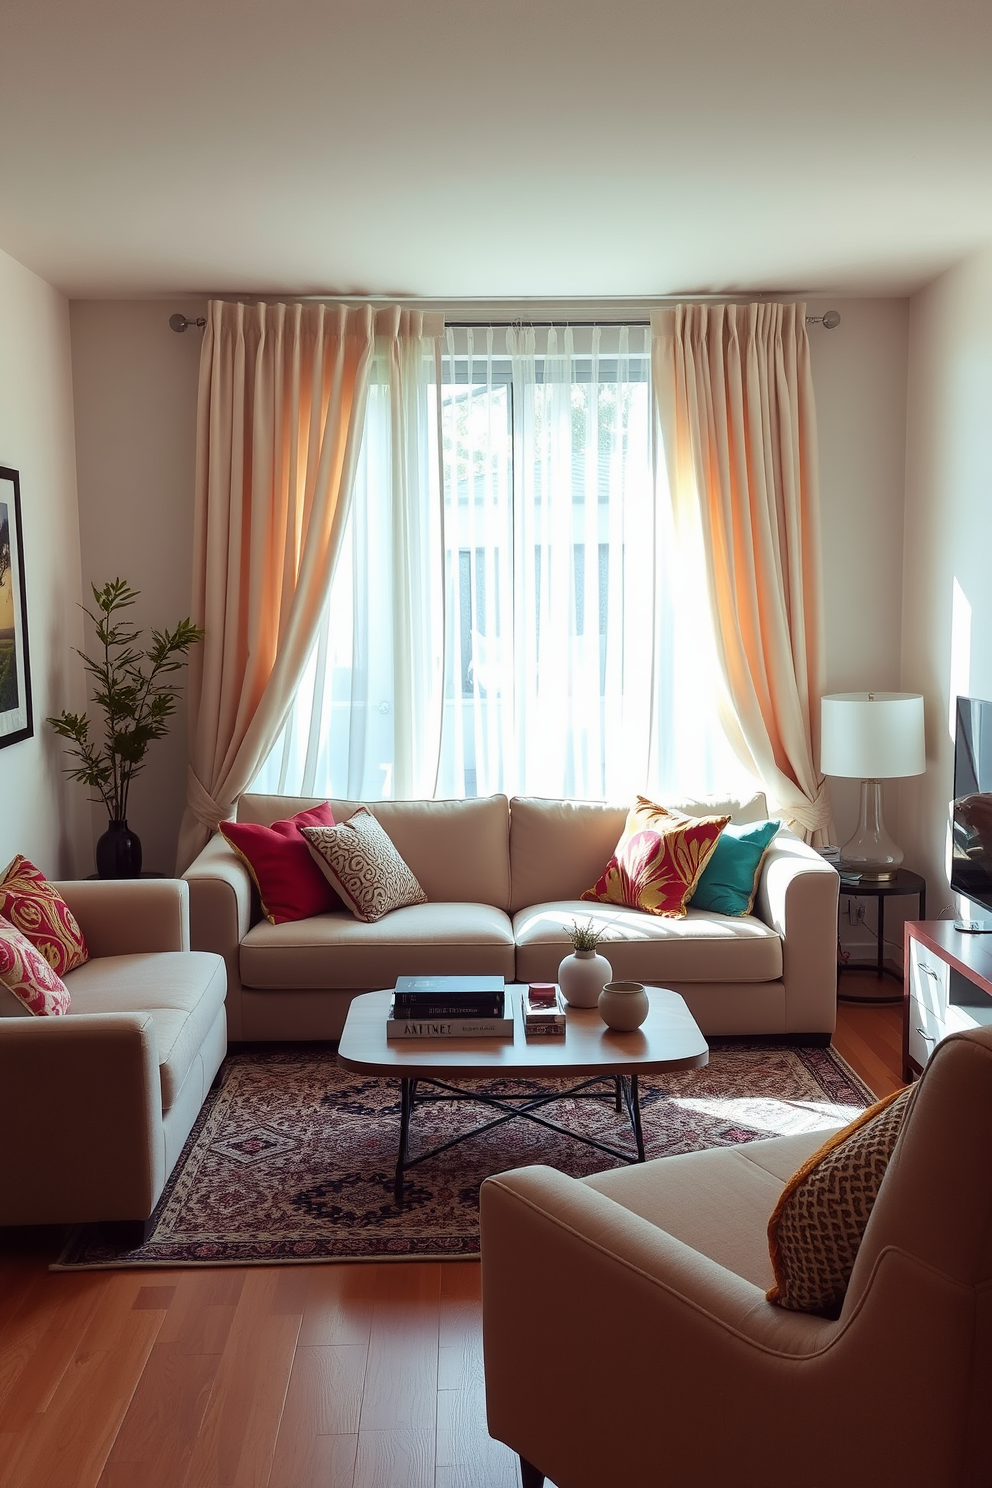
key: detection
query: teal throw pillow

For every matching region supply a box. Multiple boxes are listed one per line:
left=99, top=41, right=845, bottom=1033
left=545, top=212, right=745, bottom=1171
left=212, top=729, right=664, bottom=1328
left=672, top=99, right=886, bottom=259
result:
left=690, top=819, right=779, bottom=916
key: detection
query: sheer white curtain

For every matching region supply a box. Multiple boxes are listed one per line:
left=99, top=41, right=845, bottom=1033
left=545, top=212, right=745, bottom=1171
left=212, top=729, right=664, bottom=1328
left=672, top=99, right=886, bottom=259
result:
left=254, top=318, right=754, bottom=805
left=434, top=323, right=750, bottom=801
left=253, top=310, right=444, bottom=800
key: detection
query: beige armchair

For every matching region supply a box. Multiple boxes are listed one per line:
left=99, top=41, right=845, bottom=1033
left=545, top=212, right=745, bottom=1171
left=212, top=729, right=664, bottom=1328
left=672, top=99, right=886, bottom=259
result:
left=0, top=879, right=227, bottom=1232
left=481, top=1026, right=992, bottom=1488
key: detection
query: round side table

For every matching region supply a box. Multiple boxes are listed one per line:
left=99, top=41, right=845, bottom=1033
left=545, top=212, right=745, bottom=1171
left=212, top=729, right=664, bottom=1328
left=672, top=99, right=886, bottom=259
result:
left=837, top=867, right=926, bottom=1003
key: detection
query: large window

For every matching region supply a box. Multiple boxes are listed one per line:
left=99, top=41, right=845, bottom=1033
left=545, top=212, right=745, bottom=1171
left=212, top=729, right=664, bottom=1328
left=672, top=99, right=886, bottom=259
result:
left=253, top=321, right=752, bottom=803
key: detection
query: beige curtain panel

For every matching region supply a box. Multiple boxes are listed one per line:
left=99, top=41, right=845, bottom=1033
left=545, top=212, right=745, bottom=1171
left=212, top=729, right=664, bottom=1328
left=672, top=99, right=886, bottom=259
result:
left=177, top=300, right=377, bottom=870
left=651, top=303, right=828, bottom=839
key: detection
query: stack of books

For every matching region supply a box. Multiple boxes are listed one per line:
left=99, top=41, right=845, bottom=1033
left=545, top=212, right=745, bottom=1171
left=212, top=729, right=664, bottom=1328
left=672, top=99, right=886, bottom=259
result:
left=385, top=975, right=514, bottom=1038
left=522, top=982, right=567, bottom=1038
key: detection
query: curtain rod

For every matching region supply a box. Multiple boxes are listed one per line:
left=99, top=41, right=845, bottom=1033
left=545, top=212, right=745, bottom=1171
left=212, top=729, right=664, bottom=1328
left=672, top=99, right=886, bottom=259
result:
left=171, top=306, right=841, bottom=332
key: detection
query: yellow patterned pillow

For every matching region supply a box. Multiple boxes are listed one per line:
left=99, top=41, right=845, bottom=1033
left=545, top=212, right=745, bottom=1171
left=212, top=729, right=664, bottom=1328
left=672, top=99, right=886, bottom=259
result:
left=581, top=798, right=729, bottom=918
left=767, top=1084, right=914, bottom=1316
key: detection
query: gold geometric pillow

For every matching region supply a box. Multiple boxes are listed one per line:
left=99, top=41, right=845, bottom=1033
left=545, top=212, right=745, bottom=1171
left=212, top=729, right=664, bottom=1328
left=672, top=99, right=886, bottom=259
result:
left=301, top=809, right=427, bottom=923
left=766, top=1084, right=914, bottom=1316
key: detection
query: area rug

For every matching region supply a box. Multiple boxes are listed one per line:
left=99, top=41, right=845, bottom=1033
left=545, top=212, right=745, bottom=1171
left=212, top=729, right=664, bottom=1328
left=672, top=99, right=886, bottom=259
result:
left=54, top=1040, right=874, bottom=1270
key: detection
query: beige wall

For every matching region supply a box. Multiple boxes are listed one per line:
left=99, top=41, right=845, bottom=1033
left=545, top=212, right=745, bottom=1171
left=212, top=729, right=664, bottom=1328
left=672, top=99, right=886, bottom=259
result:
left=69, top=300, right=206, bottom=874
left=0, top=248, right=87, bottom=878
left=900, top=246, right=992, bottom=919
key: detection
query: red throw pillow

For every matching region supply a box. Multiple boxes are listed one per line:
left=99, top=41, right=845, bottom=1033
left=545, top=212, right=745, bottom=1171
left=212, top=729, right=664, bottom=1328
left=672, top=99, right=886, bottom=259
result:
left=0, top=855, right=89, bottom=975
left=220, top=803, right=343, bottom=924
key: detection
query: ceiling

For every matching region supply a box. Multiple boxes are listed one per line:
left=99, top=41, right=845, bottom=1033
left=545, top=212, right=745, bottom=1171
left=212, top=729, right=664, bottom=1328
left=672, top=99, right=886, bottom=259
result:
left=1, top=0, right=991, bottom=301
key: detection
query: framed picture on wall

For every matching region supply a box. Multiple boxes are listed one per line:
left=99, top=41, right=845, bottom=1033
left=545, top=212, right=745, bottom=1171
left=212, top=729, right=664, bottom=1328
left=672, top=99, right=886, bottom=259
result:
left=0, top=466, right=33, bottom=749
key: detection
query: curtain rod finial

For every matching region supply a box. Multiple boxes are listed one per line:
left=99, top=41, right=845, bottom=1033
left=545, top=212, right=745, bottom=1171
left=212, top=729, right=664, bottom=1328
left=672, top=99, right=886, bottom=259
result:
left=169, top=313, right=206, bottom=333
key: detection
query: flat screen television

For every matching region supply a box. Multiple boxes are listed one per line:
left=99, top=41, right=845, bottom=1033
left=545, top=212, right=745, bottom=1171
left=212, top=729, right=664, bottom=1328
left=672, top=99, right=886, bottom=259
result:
left=951, top=696, right=992, bottom=931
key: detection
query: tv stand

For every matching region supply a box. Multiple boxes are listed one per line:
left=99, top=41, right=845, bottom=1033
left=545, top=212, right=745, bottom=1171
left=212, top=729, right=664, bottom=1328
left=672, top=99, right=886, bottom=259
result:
left=904, top=921, right=992, bottom=1080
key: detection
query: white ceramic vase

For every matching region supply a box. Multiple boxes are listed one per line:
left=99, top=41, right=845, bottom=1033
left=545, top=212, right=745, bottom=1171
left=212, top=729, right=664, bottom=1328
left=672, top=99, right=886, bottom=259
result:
left=558, top=947, right=613, bottom=1008
left=598, top=980, right=650, bottom=1031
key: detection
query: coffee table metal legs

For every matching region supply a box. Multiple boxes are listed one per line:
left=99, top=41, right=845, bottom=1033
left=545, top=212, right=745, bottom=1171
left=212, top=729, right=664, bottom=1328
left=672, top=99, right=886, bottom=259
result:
left=393, top=1071, right=648, bottom=1207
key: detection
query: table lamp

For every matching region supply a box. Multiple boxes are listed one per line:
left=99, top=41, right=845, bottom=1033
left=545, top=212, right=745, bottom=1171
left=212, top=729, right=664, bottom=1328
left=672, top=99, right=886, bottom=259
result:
left=820, top=692, right=926, bottom=880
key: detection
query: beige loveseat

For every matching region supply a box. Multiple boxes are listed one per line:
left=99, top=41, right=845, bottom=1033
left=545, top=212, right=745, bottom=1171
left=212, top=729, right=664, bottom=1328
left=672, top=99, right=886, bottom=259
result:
left=0, top=879, right=227, bottom=1228
left=183, top=791, right=839, bottom=1043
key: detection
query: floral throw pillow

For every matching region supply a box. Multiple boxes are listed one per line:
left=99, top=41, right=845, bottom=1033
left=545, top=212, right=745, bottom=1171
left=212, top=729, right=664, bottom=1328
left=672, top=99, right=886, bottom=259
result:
left=0, top=855, right=88, bottom=974
left=0, top=914, right=71, bottom=1015
left=301, top=809, right=427, bottom=923
left=581, top=797, right=730, bottom=918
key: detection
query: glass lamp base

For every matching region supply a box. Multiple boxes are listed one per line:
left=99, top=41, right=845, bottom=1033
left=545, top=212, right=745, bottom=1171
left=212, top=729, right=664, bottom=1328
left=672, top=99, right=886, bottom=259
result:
left=840, top=779, right=902, bottom=882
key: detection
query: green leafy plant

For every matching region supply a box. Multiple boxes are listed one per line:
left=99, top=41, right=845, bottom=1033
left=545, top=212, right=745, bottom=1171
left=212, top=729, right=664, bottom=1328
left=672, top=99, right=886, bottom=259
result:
left=48, top=579, right=203, bottom=822
left=567, top=916, right=606, bottom=952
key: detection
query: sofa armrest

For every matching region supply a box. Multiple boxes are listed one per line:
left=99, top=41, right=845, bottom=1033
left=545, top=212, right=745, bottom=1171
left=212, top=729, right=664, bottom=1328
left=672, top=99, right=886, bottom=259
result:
left=0, top=1012, right=164, bottom=1224
left=53, top=878, right=190, bottom=956
left=183, top=834, right=254, bottom=1037
left=753, top=829, right=840, bottom=1034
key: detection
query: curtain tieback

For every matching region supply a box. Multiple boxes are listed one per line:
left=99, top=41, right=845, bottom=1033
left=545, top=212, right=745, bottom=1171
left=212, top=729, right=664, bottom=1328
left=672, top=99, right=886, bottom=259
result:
left=186, top=767, right=232, bottom=834
left=782, top=779, right=832, bottom=837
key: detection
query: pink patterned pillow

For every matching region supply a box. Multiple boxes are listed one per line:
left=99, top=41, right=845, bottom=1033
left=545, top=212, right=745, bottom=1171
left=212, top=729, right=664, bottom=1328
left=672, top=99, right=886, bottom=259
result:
left=0, top=855, right=89, bottom=975
left=0, top=915, right=71, bottom=1015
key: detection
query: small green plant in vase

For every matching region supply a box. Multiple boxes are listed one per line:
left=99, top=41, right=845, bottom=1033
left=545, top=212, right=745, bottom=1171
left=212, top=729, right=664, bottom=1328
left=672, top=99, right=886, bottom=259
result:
left=559, top=917, right=613, bottom=1007
left=49, top=579, right=203, bottom=877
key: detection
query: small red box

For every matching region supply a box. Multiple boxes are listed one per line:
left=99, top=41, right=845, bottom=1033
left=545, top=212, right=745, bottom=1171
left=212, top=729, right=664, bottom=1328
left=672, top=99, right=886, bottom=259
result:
left=528, top=982, right=557, bottom=1006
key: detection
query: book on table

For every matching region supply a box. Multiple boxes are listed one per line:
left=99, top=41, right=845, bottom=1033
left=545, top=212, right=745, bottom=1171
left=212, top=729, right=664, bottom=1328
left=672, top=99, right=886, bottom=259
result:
left=385, top=989, right=515, bottom=1040
left=522, top=983, right=567, bottom=1038
left=391, top=974, right=506, bottom=1021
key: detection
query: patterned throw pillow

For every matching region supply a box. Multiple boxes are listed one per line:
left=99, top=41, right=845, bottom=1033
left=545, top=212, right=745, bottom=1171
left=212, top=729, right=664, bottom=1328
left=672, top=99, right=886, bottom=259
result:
left=581, top=797, right=730, bottom=918
left=220, top=803, right=343, bottom=924
left=0, top=914, right=71, bottom=1015
left=689, top=818, right=779, bottom=916
left=301, top=809, right=428, bottom=923
left=766, top=1084, right=914, bottom=1316
left=0, top=855, right=88, bottom=974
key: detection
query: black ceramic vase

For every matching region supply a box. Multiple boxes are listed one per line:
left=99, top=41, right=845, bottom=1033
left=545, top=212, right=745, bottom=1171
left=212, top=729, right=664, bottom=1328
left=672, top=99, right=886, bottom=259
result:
left=96, top=819, right=143, bottom=879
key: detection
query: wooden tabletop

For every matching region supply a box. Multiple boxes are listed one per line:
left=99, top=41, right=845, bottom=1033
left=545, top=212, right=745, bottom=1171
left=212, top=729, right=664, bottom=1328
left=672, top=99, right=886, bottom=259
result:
left=337, top=985, right=709, bottom=1080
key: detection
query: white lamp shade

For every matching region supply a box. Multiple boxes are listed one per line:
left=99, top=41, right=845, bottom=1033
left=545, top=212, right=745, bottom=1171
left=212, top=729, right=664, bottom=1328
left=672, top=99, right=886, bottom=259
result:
left=821, top=692, right=926, bottom=779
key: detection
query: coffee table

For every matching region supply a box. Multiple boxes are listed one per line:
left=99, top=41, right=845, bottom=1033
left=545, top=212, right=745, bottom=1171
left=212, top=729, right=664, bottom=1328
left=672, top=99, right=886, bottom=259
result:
left=337, top=985, right=709, bottom=1205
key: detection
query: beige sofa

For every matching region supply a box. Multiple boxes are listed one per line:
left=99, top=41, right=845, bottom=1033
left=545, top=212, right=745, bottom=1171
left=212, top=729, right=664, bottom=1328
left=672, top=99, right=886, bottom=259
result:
left=480, top=1027, right=992, bottom=1488
left=0, top=879, right=227, bottom=1229
left=183, top=790, right=839, bottom=1043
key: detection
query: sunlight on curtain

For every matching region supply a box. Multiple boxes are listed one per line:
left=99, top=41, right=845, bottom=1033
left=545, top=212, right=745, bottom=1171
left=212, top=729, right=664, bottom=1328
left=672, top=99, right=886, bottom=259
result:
left=252, top=312, right=444, bottom=799
left=433, top=324, right=751, bottom=801
left=253, top=318, right=755, bottom=805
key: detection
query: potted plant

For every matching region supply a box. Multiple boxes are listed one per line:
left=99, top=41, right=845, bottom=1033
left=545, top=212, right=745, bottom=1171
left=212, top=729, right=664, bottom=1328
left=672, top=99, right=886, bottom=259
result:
left=49, top=579, right=203, bottom=877
left=558, top=916, right=614, bottom=1008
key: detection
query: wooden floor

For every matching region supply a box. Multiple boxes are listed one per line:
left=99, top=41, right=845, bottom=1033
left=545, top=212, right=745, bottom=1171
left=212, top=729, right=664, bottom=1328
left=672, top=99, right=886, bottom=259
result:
left=0, top=987, right=903, bottom=1488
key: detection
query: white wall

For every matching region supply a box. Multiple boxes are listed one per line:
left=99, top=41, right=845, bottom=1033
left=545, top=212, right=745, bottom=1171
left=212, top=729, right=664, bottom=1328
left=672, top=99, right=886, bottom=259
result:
left=69, top=300, right=206, bottom=873
left=900, top=246, right=992, bottom=917
left=0, top=249, right=87, bottom=878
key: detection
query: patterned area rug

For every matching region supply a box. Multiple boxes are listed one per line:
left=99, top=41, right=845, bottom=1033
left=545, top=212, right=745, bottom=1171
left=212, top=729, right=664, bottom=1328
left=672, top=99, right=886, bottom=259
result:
left=54, top=1040, right=873, bottom=1270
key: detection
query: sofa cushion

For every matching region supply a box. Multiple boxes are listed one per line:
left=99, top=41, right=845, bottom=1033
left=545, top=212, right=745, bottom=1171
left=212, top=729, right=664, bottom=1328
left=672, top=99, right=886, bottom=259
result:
left=64, top=951, right=228, bottom=1113
left=240, top=902, right=516, bottom=990
left=513, top=901, right=782, bottom=985
left=581, top=1129, right=837, bottom=1289
left=0, top=855, right=89, bottom=974
left=0, top=915, right=71, bottom=1015
left=582, top=799, right=730, bottom=918
left=302, top=810, right=427, bottom=922
left=240, top=793, right=512, bottom=910
left=507, top=793, right=767, bottom=913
